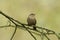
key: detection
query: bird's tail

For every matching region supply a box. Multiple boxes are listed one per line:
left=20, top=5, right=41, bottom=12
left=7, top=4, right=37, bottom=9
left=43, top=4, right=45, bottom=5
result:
left=33, top=25, right=36, bottom=30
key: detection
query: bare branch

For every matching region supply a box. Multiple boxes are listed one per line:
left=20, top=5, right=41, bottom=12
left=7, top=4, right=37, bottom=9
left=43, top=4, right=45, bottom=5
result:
left=0, top=11, right=60, bottom=40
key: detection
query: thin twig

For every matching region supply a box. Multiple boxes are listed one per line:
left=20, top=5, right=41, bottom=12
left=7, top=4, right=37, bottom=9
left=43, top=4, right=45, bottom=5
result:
left=21, top=24, right=37, bottom=40
left=0, top=11, right=60, bottom=40
left=10, top=25, right=17, bottom=40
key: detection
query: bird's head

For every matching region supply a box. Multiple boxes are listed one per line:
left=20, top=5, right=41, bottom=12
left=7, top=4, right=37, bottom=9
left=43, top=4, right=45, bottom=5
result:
left=29, top=13, right=35, bottom=16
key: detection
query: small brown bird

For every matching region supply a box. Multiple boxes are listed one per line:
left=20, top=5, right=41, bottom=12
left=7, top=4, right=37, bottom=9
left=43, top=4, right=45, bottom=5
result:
left=27, top=13, right=36, bottom=30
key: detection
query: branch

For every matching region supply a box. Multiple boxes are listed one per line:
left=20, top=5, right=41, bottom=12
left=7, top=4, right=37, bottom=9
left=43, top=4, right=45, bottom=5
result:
left=0, top=11, right=60, bottom=40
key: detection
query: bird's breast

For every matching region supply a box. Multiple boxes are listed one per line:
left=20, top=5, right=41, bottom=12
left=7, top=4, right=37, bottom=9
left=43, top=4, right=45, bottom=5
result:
left=27, top=17, right=36, bottom=26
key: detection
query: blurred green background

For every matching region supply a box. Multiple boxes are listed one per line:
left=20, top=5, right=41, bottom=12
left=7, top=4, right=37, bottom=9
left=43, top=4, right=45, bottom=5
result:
left=0, top=0, right=60, bottom=40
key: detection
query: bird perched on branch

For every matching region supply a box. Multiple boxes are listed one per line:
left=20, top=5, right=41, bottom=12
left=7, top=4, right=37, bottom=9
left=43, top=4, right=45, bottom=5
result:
left=27, top=13, right=36, bottom=30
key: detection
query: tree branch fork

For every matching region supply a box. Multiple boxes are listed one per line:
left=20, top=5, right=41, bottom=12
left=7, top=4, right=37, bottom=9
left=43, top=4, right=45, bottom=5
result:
left=0, top=11, right=60, bottom=40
